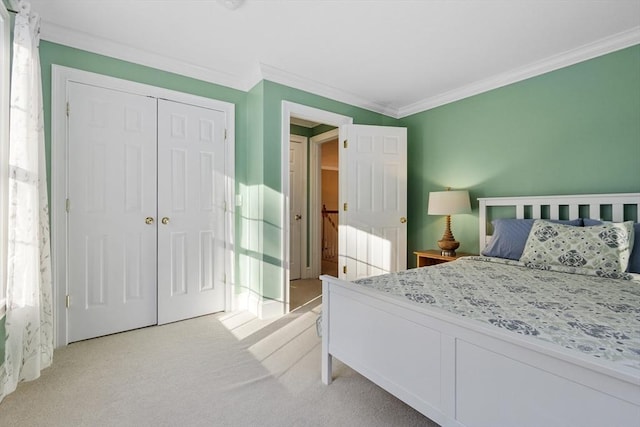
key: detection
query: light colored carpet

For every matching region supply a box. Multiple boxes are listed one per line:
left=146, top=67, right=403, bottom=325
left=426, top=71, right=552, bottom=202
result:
left=0, top=300, right=438, bottom=427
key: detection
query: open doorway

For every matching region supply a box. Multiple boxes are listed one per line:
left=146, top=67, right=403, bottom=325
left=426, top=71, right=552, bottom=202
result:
left=281, top=102, right=352, bottom=313
left=288, top=122, right=338, bottom=310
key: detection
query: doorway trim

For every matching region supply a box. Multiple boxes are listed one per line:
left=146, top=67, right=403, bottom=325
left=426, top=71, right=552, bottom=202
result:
left=309, top=128, right=339, bottom=278
left=51, top=65, right=236, bottom=347
left=281, top=101, right=352, bottom=313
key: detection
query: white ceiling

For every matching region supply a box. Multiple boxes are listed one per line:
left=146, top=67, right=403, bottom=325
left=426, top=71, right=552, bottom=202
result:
left=24, top=0, right=640, bottom=118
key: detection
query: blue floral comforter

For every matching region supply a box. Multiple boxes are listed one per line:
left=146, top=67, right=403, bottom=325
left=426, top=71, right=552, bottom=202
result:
left=353, top=256, right=640, bottom=371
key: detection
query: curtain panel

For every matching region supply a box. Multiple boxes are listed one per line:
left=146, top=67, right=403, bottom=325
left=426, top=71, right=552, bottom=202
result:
left=0, top=0, right=53, bottom=403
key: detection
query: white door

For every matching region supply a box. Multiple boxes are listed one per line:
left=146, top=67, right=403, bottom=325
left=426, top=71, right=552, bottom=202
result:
left=67, top=82, right=158, bottom=342
left=339, top=125, right=407, bottom=280
left=157, top=100, right=226, bottom=324
left=289, top=136, right=307, bottom=280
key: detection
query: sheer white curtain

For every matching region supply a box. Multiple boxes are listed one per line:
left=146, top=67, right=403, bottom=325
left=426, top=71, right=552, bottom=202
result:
left=0, top=0, right=53, bottom=403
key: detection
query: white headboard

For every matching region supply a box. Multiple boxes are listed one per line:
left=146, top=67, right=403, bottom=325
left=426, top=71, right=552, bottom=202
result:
left=478, top=193, right=640, bottom=250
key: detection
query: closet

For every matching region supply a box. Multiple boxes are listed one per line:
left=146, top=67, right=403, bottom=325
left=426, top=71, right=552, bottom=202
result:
left=65, top=81, right=227, bottom=342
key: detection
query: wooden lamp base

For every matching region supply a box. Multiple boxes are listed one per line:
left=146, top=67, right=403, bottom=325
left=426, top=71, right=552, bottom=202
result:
left=437, top=214, right=460, bottom=256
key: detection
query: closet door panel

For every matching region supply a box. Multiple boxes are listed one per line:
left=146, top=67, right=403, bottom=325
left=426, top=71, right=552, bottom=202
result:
left=67, top=82, right=157, bottom=342
left=157, top=100, right=226, bottom=324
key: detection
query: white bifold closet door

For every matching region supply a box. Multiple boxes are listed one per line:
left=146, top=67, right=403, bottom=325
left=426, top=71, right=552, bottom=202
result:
left=67, top=82, right=158, bottom=342
left=157, top=99, right=226, bottom=325
left=67, top=83, right=226, bottom=342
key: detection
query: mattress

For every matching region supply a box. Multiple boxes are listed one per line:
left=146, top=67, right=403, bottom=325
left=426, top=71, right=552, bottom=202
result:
left=353, top=257, right=640, bottom=371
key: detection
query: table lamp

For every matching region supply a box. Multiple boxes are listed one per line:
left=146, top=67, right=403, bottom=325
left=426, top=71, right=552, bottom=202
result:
left=427, top=189, right=471, bottom=256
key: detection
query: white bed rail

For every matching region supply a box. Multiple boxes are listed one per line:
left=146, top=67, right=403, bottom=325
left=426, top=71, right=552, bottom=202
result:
left=323, top=192, right=640, bottom=427
left=478, top=193, right=640, bottom=250
left=321, top=273, right=640, bottom=427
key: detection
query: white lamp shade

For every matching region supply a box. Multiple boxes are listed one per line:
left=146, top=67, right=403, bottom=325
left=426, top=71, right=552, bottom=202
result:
left=427, top=190, right=471, bottom=215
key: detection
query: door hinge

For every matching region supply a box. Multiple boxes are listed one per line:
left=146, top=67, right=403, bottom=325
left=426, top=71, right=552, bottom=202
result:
left=224, top=129, right=228, bottom=141
left=66, top=102, right=70, bottom=117
left=343, top=265, right=347, bottom=274
left=343, top=202, right=348, bottom=211
left=343, top=139, right=348, bottom=149
left=65, top=295, right=70, bottom=308
left=223, top=201, right=227, bottom=212
left=223, top=273, right=227, bottom=284
left=65, top=198, right=71, bottom=212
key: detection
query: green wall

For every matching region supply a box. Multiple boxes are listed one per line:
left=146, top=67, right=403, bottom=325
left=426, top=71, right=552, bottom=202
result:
left=250, top=81, right=399, bottom=301
left=238, top=81, right=265, bottom=299
left=3, top=29, right=639, bottom=330
left=32, top=40, right=399, bottom=312
left=39, top=41, right=249, bottom=199
left=290, top=124, right=312, bottom=137
left=289, top=124, right=336, bottom=138
left=401, top=44, right=640, bottom=266
left=38, top=41, right=264, bottom=299
left=312, top=124, right=338, bottom=136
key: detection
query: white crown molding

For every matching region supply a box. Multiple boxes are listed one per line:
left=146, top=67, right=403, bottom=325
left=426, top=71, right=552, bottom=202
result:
left=37, top=19, right=640, bottom=120
left=260, top=63, right=399, bottom=118
left=39, top=20, right=253, bottom=92
left=398, top=27, right=640, bottom=118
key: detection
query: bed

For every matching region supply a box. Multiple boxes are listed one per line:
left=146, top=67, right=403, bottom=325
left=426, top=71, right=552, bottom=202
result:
left=320, top=193, right=640, bottom=427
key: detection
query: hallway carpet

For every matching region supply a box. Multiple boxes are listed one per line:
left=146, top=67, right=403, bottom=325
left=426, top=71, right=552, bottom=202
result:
left=289, top=278, right=322, bottom=311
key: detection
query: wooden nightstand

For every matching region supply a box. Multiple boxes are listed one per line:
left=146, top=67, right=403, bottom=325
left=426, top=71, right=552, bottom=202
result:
left=414, top=249, right=475, bottom=267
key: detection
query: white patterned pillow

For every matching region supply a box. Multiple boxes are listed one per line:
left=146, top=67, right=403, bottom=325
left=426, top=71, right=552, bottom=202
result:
left=520, top=220, right=635, bottom=279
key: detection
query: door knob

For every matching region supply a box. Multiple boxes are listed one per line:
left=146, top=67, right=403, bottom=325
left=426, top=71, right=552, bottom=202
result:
left=400, top=217, right=407, bottom=224
left=161, top=217, right=170, bottom=225
left=295, top=214, right=302, bottom=220
left=145, top=217, right=154, bottom=225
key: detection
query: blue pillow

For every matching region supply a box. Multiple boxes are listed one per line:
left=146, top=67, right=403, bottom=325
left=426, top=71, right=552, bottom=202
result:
left=482, top=218, right=582, bottom=260
left=583, top=219, right=640, bottom=273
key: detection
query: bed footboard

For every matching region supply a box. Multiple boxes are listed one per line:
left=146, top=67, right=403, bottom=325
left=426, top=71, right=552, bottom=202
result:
left=320, top=275, right=640, bottom=427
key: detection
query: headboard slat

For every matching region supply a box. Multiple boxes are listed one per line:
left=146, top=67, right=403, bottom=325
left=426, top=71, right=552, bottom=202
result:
left=478, top=193, right=640, bottom=251
left=613, top=205, right=624, bottom=222
left=532, top=204, right=541, bottom=219
left=569, top=205, right=579, bottom=219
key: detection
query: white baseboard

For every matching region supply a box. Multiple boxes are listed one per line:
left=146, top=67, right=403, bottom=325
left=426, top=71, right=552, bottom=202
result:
left=235, top=288, right=285, bottom=319
left=257, top=298, right=285, bottom=319
left=232, top=288, right=250, bottom=312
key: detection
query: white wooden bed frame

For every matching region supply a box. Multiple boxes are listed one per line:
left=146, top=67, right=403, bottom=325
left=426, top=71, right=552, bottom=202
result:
left=321, top=193, right=640, bottom=427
